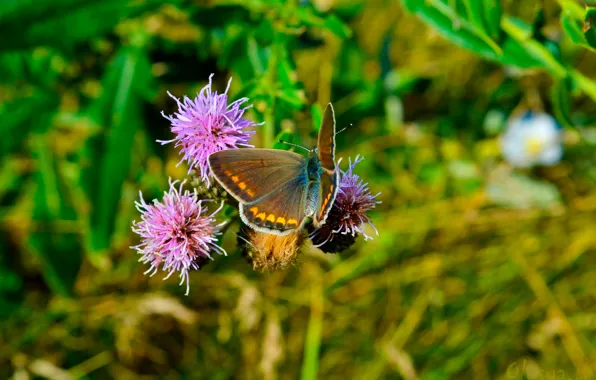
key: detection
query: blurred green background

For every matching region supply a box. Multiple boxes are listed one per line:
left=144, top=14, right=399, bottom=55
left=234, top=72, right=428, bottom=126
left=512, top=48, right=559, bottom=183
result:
left=1, top=0, right=596, bottom=378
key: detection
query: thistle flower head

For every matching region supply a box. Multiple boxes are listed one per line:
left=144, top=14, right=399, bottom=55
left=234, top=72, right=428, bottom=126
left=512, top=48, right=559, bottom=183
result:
left=500, top=111, right=563, bottom=168
left=238, top=227, right=303, bottom=271
left=131, top=179, right=226, bottom=295
left=310, top=155, right=381, bottom=252
left=160, top=74, right=261, bottom=186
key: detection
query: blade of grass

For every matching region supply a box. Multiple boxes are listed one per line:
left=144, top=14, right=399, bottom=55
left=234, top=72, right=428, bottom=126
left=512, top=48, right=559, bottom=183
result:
left=300, top=278, right=324, bottom=380
left=28, top=135, right=83, bottom=297
left=84, top=46, right=154, bottom=266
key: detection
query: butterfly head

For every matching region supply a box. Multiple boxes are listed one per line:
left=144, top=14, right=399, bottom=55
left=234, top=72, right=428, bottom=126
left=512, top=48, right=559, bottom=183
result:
left=307, top=153, right=323, bottom=180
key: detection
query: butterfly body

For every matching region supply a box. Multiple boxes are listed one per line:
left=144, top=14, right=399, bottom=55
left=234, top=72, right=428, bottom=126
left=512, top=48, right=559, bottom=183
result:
left=306, top=153, right=324, bottom=181
left=304, top=153, right=324, bottom=216
left=209, top=103, right=338, bottom=236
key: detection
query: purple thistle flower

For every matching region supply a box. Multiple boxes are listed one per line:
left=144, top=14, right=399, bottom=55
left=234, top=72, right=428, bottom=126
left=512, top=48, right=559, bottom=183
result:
left=310, top=155, right=381, bottom=252
left=131, top=179, right=226, bottom=295
left=160, top=74, right=261, bottom=186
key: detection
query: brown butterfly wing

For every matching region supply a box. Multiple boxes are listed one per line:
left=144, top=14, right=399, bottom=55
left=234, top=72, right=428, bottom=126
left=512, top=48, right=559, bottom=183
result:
left=313, top=103, right=339, bottom=227
left=313, top=169, right=338, bottom=228
left=239, top=174, right=310, bottom=235
left=317, top=103, right=336, bottom=171
left=209, top=148, right=305, bottom=204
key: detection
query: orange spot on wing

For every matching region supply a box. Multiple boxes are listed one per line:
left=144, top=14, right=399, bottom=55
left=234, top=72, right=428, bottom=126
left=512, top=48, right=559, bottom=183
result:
left=319, top=204, right=326, bottom=217
left=249, top=207, right=259, bottom=215
left=231, top=176, right=239, bottom=183
left=238, top=182, right=247, bottom=189
left=330, top=184, right=334, bottom=192
left=319, top=195, right=333, bottom=217
left=256, top=212, right=266, bottom=221
left=266, top=214, right=276, bottom=222
left=276, top=217, right=286, bottom=225
left=287, top=218, right=298, bottom=227
left=224, top=170, right=232, bottom=176
left=247, top=189, right=255, bottom=197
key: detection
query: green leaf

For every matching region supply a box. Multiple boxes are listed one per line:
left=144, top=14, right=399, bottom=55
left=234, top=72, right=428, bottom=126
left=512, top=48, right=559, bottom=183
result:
left=462, top=0, right=487, bottom=35
left=277, top=55, right=296, bottom=89
left=405, top=1, right=503, bottom=61
left=295, top=8, right=352, bottom=39
left=275, top=52, right=306, bottom=110
left=504, top=16, right=532, bottom=38
left=311, top=104, right=323, bottom=132
left=0, top=0, right=85, bottom=24
left=0, top=92, right=58, bottom=156
left=28, top=135, right=83, bottom=297
left=484, top=0, right=502, bottom=39
left=247, top=36, right=268, bottom=76
left=234, top=79, right=260, bottom=101
left=0, top=0, right=165, bottom=52
left=384, top=70, right=422, bottom=96
left=551, top=79, right=574, bottom=128
left=583, top=7, right=596, bottom=48
left=561, top=11, right=589, bottom=46
left=0, top=50, right=62, bottom=86
left=501, top=17, right=567, bottom=78
left=277, top=88, right=306, bottom=109
left=556, top=0, right=585, bottom=20
left=222, top=32, right=268, bottom=83
left=84, top=46, right=154, bottom=263
left=498, top=36, right=541, bottom=68
left=402, top=0, right=420, bottom=12
left=430, top=0, right=502, bottom=54
left=570, top=69, right=596, bottom=104
left=323, top=15, right=352, bottom=39
left=460, top=0, right=503, bottom=49
left=272, top=130, right=296, bottom=150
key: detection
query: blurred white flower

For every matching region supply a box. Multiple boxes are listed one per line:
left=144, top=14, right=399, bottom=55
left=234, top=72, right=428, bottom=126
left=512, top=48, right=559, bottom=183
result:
left=500, top=111, right=563, bottom=168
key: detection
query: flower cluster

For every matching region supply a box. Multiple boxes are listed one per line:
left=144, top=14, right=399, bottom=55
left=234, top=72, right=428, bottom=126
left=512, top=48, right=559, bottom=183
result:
left=160, top=74, right=260, bottom=186
left=310, top=155, right=381, bottom=253
left=500, top=111, right=563, bottom=168
left=133, top=74, right=380, bottom=294
left=131, top=179, right=226, bottom=295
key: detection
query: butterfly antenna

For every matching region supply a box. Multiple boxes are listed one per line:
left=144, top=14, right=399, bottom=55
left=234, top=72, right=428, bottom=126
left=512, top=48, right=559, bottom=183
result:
left=335, top=123, right=353, bottom=136
left=278, top=140, right=311, bottom=153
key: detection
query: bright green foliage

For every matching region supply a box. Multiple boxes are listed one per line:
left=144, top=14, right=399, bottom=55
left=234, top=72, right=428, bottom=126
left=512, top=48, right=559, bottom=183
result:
left=84, top=46, right=155, bottom=261
left=29, top=135, right=83, bottom=297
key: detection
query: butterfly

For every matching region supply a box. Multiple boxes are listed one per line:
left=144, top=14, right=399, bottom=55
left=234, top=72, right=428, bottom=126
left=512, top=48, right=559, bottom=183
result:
left=208, top=103, right=339, bottom=236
